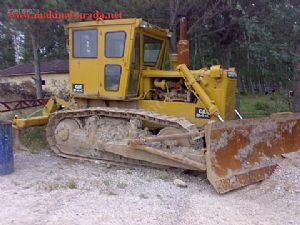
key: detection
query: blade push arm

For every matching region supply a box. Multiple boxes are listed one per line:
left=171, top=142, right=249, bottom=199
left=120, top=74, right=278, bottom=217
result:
left=13, top=98, right=74, bottom=129
left=177, top=64, right=224, bottom=121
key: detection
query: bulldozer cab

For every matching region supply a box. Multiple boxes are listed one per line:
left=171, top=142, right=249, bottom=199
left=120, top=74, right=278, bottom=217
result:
left=66, top=19, right=169, bottom=100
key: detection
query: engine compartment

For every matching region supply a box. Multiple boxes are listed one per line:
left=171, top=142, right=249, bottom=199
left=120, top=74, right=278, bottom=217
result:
left=150, top=78, right=196, bottom=103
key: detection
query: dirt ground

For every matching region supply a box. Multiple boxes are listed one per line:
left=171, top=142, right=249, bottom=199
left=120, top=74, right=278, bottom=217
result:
left=0, top=149, right=299, bottom=225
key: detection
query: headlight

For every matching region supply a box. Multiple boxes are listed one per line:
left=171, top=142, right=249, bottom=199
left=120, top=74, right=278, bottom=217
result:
left=139, top=21, right=149, bottom=28
left=227, top=71, right=237, bottom=78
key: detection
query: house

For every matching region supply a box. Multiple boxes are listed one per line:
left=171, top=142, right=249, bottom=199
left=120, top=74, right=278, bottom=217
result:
left=0, top=59, right=69, bottom=96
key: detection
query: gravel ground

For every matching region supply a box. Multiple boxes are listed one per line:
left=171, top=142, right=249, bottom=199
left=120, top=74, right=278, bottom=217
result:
left=0, top=150, right=299, bottom=225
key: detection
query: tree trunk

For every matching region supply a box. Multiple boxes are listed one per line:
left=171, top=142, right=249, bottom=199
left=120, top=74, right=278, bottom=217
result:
left=221, top=5, right=232, bottom=69
left=245, top=78, right=250, bottom=93
left=236, top=73, right=241, bottom=110
left=30, top=32, right=43, bottom=99
left=170, top=31, right=177, bottom=53
left=222, top=42, right=231, bottom=69
left=169, top=0, right=179, bottom=53
left=261, top=78, right=266, bottom=93
left=241, top=77, right=247, bottom=94
left=292, top=42, right=300, bottom=112
left=258, top=79, right=263, bottom=94
left=249, top=79, right=255, bottom=95
left=192, top=38, right=197, bottom=70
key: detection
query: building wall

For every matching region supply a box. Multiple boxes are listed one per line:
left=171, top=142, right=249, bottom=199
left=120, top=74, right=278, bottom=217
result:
left=0, top=73, right=69, bottom=95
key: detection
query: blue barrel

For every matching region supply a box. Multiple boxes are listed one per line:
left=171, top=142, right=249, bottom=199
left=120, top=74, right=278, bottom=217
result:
left=0, top=121, right=14, bottom=175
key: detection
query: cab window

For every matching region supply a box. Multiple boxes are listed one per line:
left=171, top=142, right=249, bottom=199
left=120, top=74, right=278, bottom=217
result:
left=104, top=64, right=122, bottom=91
left=127, top=33, right=140, bottom=96
left=105, top=31, right=126, bottom=58
left=73, top=30, right=97, bottom=58
left=143, top=36, right=162, bottom=66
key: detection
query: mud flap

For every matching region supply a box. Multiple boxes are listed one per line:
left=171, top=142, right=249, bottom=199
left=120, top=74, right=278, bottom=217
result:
left=205, top=113, right=300, bottom=193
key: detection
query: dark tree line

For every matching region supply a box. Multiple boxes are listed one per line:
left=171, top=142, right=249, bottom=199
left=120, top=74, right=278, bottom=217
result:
left=0, top=0, right=299, bottom=110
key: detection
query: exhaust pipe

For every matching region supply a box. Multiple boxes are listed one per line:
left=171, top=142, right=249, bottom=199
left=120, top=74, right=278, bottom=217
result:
left=177, top=17, right=189, bottom=66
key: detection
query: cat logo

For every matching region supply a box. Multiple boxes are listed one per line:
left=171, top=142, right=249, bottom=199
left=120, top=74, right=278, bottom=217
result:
left=72, top=84, right=84, bottom=93
left=195, top=107, right=210, bottom=119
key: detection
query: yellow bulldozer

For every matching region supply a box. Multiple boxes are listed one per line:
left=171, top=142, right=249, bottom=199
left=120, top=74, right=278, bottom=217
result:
left=12, top=17, right=300, bottom=193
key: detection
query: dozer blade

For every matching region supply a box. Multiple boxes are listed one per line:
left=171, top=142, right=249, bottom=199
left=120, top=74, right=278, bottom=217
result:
left=205, top=113, right=300, bottom=193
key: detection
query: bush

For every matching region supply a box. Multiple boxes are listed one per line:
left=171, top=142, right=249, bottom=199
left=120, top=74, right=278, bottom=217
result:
left=20, top=126, right=48, bottom=153
left=254, top=101, right=271, bottom=112
left=241, top=94, right=289, bottom=118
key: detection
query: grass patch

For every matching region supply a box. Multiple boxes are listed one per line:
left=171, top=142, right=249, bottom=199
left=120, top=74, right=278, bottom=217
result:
left=0, top=107, right=47, bottom=153
left=66, top=179, right=77, bottom=189
left=46, top=179, right=77, bottom=191
left=20, top=126, right=48, bottom=153
left=240, top=93, right=289, bottom=118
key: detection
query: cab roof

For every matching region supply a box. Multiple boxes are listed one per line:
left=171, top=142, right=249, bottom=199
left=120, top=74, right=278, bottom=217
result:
left=65, top=18, right=170, bottom=39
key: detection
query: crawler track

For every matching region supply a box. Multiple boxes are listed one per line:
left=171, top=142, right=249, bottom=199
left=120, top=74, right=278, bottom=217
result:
left=46, top=107, right=205, bottom=170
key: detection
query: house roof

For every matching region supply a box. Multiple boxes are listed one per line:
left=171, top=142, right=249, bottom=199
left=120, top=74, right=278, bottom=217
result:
left=0, top=59, right=69, bottom=76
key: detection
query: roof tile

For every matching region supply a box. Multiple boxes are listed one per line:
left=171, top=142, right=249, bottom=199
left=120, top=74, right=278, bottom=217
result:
left=0, top=59, right=69, bottom=76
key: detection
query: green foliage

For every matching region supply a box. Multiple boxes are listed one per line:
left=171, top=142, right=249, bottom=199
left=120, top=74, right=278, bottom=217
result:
left=0, top=30, right=15, bottom=69
left=66, top=179, right=77, bottom=189
left=20, top=43, right=32, bottom=63
left=240, top=93, right=289, bottom=118
left=233, top=1, right=299, bottom=91
left=254, top=101, right=271, bottom=113
left=20, top=126, right=48, bottom=153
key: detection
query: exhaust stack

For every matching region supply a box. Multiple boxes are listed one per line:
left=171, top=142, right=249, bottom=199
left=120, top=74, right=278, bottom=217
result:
left=177, top=17, right=189, bottom=66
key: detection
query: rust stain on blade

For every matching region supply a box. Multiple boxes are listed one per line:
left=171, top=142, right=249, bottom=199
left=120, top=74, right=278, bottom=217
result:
left=205, top=113, right=300, bottom=193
